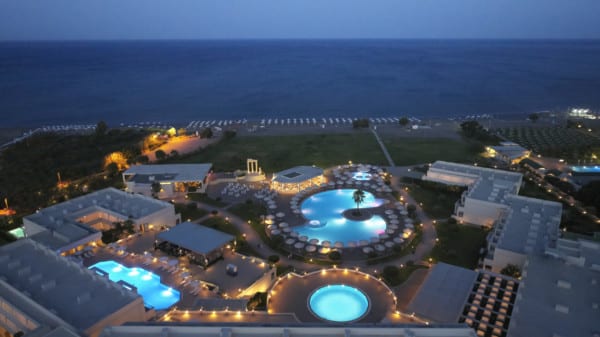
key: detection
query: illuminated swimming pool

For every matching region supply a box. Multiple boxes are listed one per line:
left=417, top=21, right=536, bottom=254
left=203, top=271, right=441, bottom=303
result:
left=297, top=189, right=386, bottom=245
left=309, top=284, right=369, bottom=322
left=571, top=165, right=600, bottom=173
left=352, top=172, right=372, bottom=181
left=89, top=260, right=180, bottom=310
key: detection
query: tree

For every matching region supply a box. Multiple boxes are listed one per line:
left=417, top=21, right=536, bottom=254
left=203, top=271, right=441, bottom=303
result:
left=352, top=189, right=366, bottom=215
left=95, top=121, right=108, bottom=137
left=268, top=255, right=280, bottom=265
left=155, top=149, right=167, bottom=160
left=169, top=150, right=179, bottom=158
left=136, top=155, right=149, bottom=164
left=151, top=181, right=161, bottom=196
left=528, top=113, right=539, bottom=123
left=399, top=117, right=410, bottom=127
left=500, top=264, right=521, bottom=279
left=200, top=128, right=213, bottom=139
left=223, top=130, right=237, bottom=140
left=328, top=250, right=341, bottom=261
left=106, top=162, right=119, bottom=177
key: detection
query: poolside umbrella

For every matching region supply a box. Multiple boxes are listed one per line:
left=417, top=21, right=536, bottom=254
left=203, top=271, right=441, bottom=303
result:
left=181, top=272, right=191, bottom=278
left=390, top=220, right=399, bottom=225
left=380, top=234, right=390, bottom=240
left=276, top=212, right=285, bottom=218
left=328, top=182, right=335, bottom=186
left=321, top=240, right=331, bottom=248
left=393, top=237, right=404, bottom=244
left=405, top=224, right=414, bottom=229
left=359, top=240, right=369, bottom=247
left=159, top=256, right=169, bottom=263
left=269, top=205, right=277, bottom=209
left=293, top=209, right=301, bottom=214
left=375, top=244, right=385, bottom=252
left=168, top=259, right=179, bottom=267
left=305, top=245, right=317, bottom=253
left=279, top=222, right=289, bottom=228
left=347, top=241, right=357, bottom=248
left=266, top=224, right=275, bottom=231
left=334, top=241, right=344, bottom=249
left=400, top=210, right=408, bottom=215
left=282, top=227, right=292, bottom=233
left=266, top=215, right=275, bottom=220
left=385, top=229, right=395, bottom=235
left=385, top=210, right=394, bottom=215
left=309, top=238, right=319, bottom=245
left=362, top=247, right=374, bottom=254
left=299, top=235, right=308, bottom=242
left=271, top=229, right=281, bottom=236
left=285, top=238, right=296, bottom=245
left=290, top=231, right=299, bottom=238
left=294, top=242, right=305, bottom=249
left=384, top=241, right=395, bottom=248
left=370, top=237, right=379, bottom=243
left=388, top=214, right=398, bottom=219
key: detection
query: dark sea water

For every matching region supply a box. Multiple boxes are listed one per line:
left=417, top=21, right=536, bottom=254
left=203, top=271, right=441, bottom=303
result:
left=1, top=39, right=600, bottom=127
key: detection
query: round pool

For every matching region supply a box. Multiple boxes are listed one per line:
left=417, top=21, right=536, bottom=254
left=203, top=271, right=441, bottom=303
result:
left=308, top=284, right=370, bottom=322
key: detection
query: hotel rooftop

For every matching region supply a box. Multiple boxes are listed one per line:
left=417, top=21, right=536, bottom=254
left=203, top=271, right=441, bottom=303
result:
left=23, top=187, right=175, bottom=252
left=123, top=164, right=212, bottom=184
left=0, top=239, right=145, bottom=337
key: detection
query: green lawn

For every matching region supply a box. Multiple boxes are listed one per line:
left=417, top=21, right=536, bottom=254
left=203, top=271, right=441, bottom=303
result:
left=407, top=184, right=462, bottom=219
left=429, top=221, right=488, bottom=269
left=171, top=133, right=387, bottom=172
left=382, top=137, right=481, bottom=166
left=380, top=264, right=427, bottom=286
left=518, top=180, right=559, bottom=202
left=186, top=193, right=228, bottom=207
left=200, top=214, right=261, bottom=256
left=174, top=203, right=208, bottom=221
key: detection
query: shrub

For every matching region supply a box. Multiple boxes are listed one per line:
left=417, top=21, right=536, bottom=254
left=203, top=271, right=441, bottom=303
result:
left=352, top=119, right=370, bottom=128
left=224, top=130, right=237, bottom=140
left=328, top=250, right=342, bottom=261
left=268, top=255, right=280, bottom=264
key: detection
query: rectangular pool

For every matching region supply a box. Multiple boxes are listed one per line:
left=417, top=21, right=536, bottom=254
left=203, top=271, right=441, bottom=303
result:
left=89, top=260, right=180, bottom=310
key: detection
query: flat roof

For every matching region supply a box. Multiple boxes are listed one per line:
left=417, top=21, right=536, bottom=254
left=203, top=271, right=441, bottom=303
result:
left=490, top=144, right=529, bottom=160
left=427, top=161, right=522, bottom=204
left=156, top=222, right=234, bottom=255
left=406, top=263, right=477, bottom=323
left=0, top=239, right=141, bottom=332
left=124, top=164, right=212, bottom=183
left=272, top=166, right=323, bottom=184
left=24, top=188, right=173, bottom=249
left=100, top=324, right=478, bottom=337
left=497, top=195, right=562, bottom=255
left=508, top=255, right=600, bottom=337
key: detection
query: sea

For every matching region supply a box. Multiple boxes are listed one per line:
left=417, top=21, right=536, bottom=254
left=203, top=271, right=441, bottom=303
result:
left=1, top=39, right=600, bottom=128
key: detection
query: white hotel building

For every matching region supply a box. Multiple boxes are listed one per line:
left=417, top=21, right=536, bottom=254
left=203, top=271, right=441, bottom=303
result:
left=423, top=161, right=562, bottom=272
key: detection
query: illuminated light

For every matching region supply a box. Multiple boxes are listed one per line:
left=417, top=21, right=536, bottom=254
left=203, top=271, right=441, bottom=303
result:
left=142, top=273, right=153, bottom=281
left=112, top=266, right=123, bottom=273
left=128, top=268, right=140, bottom=276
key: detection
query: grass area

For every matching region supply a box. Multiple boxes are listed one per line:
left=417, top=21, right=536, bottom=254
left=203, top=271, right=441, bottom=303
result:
left=170, top=133, right=387, bottom=172
left=174, top=203, right=208, bottom=221
left=518, top=180, right=560, bottom=202
left=200, top=214, right=261, bottom=256
left=228, top=202, right=269, bottom=240
left=0, top=128, right=24, bottom=145
left=382, top=137, right=481, bottom=166
left=380, top=264, right=428, bottom=286
left=186, top=193, right=228, bottom=207
left=407, top=184, right=463, bottom=219
left=429, top=221, right=488, bottom=269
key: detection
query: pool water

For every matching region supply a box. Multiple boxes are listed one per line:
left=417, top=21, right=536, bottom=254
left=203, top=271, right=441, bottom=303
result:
left=309, top=284, right=369, bottom=322
left=352, top=172, right=373, bottom=181
left=571, top=165, right=600, bottom=173
left=297, top=189, right=386, bottom=245
left=89, top=260, right=180, bottom=310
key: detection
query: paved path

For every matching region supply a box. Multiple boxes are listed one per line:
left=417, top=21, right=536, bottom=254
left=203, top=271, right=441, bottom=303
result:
left=371, top=127, right=395, bottom=167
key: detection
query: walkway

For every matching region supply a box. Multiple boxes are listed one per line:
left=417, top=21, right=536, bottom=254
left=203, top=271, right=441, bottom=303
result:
left=371, top=127, right=395, bottom=167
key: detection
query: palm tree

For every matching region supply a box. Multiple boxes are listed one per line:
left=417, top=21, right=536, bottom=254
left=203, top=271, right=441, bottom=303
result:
left=353, top=189, right=366, bottom=215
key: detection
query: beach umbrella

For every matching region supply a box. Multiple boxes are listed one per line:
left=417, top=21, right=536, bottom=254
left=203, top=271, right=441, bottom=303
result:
left=293, top=209, right=301, bottom=214
left=375, top=244, right=385, bottom=252
left=385, top=229, right=394, bottom=235
left=406, top=224, right=414, bottom=229
left=385, top=210, right=394, bottom=215
left=285, top=238, right=296, bottom=245
left=168, top=259, right=179, bottom=267
left=347, top=241, right=357, bottom=248
left=271, top=229, right=281, bottom=236
left=282, top=227, right=292, bottom=233
left=334, top=241, right=344, bottom=248
left=400, top=210, right=408, bottom=215
left=294, top=242, right=305, bottom=249
left=359, top=240, right=369, bottom=247
left=393, top=237, right=404, bottom=244
left=309, top=238, right=319, bottom=245
left=362, top=247, right=373, bottom=254
left=404, top=219, right=413, bottom=224
left=276, top=212, right=285, bottom=218
left=266, top=215, right=275, bottom=220
left=384, top=241, right=394, bottom=248
left=305, top=245, right=317, bottom=253
left=388, top=214, right=398, bottom=219
left=279, top=222, right=289, bottom=228
left=290, top=231, right=299, bottom=238
left=159, top=256, right=169, bottom=263
left=370, top=237, right=379, bottom=243
left=299, top=235, right=308, bottom=242
left=390, top=220, right=400, bottom=225
left=380, top=233, right=390, bottom=239
left=321, top=240, right=331, bottom=248
left=269, top=205, right=277, bottom=209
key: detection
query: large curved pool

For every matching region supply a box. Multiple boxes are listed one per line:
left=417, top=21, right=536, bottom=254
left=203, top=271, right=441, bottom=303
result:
left=296, top=189, right=386, bottom=245
left=309, top=284, right=369, bottom=322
